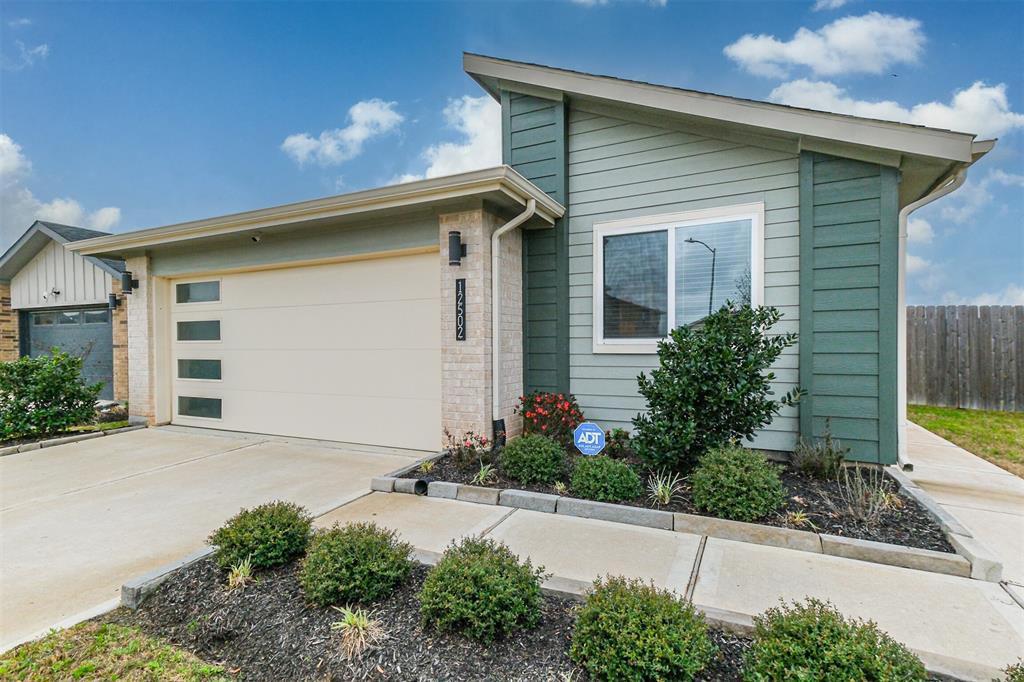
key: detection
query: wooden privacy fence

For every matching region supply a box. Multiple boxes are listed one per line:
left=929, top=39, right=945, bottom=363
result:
left=907, top=305, right=1023, bottom=411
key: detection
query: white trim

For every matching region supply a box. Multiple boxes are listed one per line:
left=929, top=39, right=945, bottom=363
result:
left=592, top=203, right=765, bottom=354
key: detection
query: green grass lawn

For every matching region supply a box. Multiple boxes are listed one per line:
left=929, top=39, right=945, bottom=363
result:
left=69, top=420, right=131, bottom=433
left=0, top=623, right=230, bottom=681
left=908, top=404, right=1024, bottom=478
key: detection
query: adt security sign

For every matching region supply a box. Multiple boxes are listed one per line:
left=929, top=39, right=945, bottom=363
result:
left=573, top=422, right=605, bottom=456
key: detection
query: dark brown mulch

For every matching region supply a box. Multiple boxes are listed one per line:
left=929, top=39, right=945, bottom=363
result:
left=410, top=452, right=954, bottom=554
left=108, top=557, right=753, bottom=681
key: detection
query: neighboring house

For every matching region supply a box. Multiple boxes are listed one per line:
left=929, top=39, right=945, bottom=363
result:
left=0, top=221, right=129, bottom=401
left=71, top=54, right=992, bottom=464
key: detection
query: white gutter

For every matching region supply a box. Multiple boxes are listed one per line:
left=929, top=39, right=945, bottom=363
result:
left=492, top=198, right=536, bottom=431
left=896, top=167, right=968, bottom=469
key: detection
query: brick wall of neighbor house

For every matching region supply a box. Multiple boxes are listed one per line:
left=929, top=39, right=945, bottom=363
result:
left=110, top=279, right=129, bottom=402
left=125, top=255, right=156, bottom=423
left=438, top=207, right=525, bottom=441
left=0, top=282, right=17, bottom=362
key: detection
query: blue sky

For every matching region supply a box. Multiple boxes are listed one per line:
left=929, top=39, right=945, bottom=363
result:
left=1, top=0, right=1021, bottom=304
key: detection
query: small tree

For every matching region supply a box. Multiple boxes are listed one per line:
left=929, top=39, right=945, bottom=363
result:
left=632, top=304, right=799, bottom=472
left=0, top=349, right=102, bottom=440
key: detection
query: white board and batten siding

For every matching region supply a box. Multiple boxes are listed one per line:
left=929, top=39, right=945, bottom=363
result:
left=10, top=240, right=113, bottom=310
left=566, top=106, right=800, bottom=453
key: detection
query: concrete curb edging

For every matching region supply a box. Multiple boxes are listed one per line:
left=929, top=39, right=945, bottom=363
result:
left=122, top=547, right=215, bottom=609
left=402, top=480, right=986, bottom=580
left=886, top=466, right=973, bottom=537
left=0, top=424, right=146, bottom=457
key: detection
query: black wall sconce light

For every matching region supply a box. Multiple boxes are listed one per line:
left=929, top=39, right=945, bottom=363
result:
left=448, top=231, right=467, bottom=266
left=108, top=293, right=120, bottom=310
left=120, top=271, right=140, bottom=294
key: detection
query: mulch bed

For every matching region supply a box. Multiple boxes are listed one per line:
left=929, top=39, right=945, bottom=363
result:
left=108, top=557, right=752, bottom=681
left=408, top=451, right=955, bottom=554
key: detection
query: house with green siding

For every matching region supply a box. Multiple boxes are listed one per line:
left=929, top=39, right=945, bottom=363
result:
left=73, top=53, right=991, bottom=467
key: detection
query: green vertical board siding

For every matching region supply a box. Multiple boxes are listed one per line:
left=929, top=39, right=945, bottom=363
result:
left=799, top=151, right=899, bottom=464
left=502, top=90, right=570, bottom=394
left=563, top=105, right=802, bottom=453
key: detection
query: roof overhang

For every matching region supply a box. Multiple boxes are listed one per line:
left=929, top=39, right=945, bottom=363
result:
left=73, top=165, right=565, bottom=259
left=464, top=54, right=994, bottom=206
left=0, top=221, right=121, bottom=281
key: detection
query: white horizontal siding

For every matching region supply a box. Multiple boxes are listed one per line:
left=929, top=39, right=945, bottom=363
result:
left=11, top=240, right=113, bottom=310
left=567, top=108, right=800, bottom=452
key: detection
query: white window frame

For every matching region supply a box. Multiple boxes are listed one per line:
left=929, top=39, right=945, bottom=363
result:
left=592, top=202, right=765, bottom=354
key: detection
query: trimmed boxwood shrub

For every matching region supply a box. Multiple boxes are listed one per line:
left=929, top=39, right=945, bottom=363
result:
left=500, top=433, right=566, bottom=485
left=0, top=349, right=102, bottom=441
left=691, top=444, right=785, bottom=522
left=744, top=598, right=927, bottom=681
left=570, top=576, right=715, bottom=682
left=208, top=501, right=312, bottom=570
left=571, top=456, right=642, bottom=503
left=300, top=522, right=412, bottom=607
left=419, top=537, right=545, bottom=642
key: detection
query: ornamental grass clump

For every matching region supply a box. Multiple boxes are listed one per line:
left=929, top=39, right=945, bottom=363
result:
left=744, top=598, right=927, bottom=681
left=632, top=303, right=800, bottom=473
left=570, top=576, right=715, bottom=682
left=419, top=537, right=545, bottom=642
left=500, top=433, right=566, bottom=485
left=208, top=500, right=312, bottom=570
left=691, top=444, right=785, bottom=522
left=300, top=522, right=412, bottom=607
left=571, top=456, right=642, bottom=503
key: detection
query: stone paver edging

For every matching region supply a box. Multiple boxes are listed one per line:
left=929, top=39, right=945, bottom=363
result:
left=384, top=477, right=982, bottom=580
left=0, top=425, right=147, bottom=457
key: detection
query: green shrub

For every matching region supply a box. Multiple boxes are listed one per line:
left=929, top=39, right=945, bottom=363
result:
left=516, top=392, right=584, bottom=448
left=691, top=445, right=785, bottom=522
left=300, top=522, right=412, bottom=607
left=632, top=304, right=800, bottom=473
left=791, top=420, right=846, bottom=479
left=443, top=428, right=492, bottom=469
left=744, top=599, right=927, bottom=681
left=570, top=576, right=715, bottom=681
left=1004, top=660, right=1024, bottom=682
left=604, top=428, right=634, bottom=459
left=419, top=537, right=545, bottom=642
left=571, top=456, right=642, bottom=503
left=0, top=349, right=102, bottom=441
left=500, top=433, right=566, bottom=485
left=208, top=501, right=312, bottom=570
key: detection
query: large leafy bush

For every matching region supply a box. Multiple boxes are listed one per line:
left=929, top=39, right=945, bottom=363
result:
left=516, top=392, right=584, bottom=448
left=0, top=349, right=102, bottom=440
left=500, top=433, right=566, bottom=485
left=208, top=501, right=312, bottom=570
left=691, top=444, right=785, bottom=522
left=419, top=537, right=544, bottom=642
left=632, top=304, right=799, bottom=472
left=744, top=598, right=927, bottom=681
left=571, top=456, right=642, bottom=503
left=300, top=522, right=412, bottom=606
left=570, top=576, right=715, bottom=682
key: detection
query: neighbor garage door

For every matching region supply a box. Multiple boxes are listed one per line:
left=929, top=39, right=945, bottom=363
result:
left=170, top=252, right=440, bottom=450
left=26, top=307, right=114, bottom=400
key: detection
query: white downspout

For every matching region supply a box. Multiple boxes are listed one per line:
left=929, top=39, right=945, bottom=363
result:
left=896, top=167, right=968, bottom=468
left=492, top=198, right=536, bottom=434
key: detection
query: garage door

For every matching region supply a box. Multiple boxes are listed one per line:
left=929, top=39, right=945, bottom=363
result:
left=170, top=252, right=440, bottom=450
left=26, top=307, right=114, bottom=400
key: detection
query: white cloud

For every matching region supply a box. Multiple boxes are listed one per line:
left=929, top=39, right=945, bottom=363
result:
left=769, top=80, right=1024, bottom=138
left=281, top=98, right=403, bottom=166
left=2, top=41, right=49, bottom=71
left=7, top=18, right=32, bottom=28
left=906, top=254, right=932, bottom=275
left=393, top=95, right=501, bottom=184
left=942, top=284, right=1024, bottom=306
left=0, top=134, right=121, bottom=249
left=937, top=169, right=1024, bottom=224
left=907, top=217, right=934, bottom=244
left=812, top=0, right=849, bottom=10
left=724, top=12, right=923, bottom=78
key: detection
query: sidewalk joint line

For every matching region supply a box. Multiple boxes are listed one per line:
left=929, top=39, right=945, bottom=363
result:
left=685, top=535, right=707, bottom=602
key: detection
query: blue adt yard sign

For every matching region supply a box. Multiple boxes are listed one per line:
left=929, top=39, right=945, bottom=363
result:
left=573, top=422, right=605, bottom=456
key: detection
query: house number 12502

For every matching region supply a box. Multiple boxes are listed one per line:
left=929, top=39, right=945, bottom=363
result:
left=455, top=278, right=466, bottom=341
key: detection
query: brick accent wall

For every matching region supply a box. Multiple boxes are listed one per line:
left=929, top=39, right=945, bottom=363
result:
left=125, top=256, right=156, bottom=423
left=438, top=208, right=525, bottom=441
left=0, top=282, right=17, bottom=362
left=111, top=279, right=129, bottom=402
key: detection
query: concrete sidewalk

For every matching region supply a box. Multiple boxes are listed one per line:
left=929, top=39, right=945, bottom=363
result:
left=319, top=492, right=1024, bottom=682
left=905, top=422, right=1024, bottom=587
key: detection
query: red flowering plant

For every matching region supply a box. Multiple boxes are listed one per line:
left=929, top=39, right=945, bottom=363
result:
left=443, top=428, right=492, bottom=470
left=515, top=392, right=584, bottom=449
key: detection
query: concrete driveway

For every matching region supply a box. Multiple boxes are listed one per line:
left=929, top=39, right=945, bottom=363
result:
left=0, top=427, right=418, bottom=650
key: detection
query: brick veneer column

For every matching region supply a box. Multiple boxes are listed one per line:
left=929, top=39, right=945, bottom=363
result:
left=125, top=256, right=155, bottom=423
left=111, top=278, right=129, bottom=402
left=0, top=282, right=18, bottom=361
left=489, top=210, right=524, bottom=438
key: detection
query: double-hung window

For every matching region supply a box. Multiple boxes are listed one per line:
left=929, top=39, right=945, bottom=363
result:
left=593, top=203, right=763, bottom=353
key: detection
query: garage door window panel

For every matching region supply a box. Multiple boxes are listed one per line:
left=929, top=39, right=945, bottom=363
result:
left=178, top=396, right=222, bottom=419
left=58, top=311, right=81, bottom=325
left=176, top=281, right=221, bottom=304
left=178, top=359, right=222, bottom=381
left=177, top=320, right=221, bottom=342
left=83, top=310, right=109, bottom=324
left=33, top=312, right=56, bottom=326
